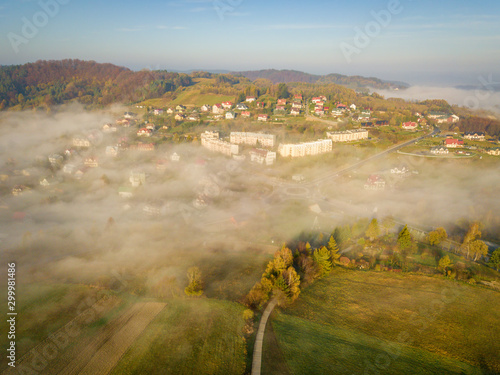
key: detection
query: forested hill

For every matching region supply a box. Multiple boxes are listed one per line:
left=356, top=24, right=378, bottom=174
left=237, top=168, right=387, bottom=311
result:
left=232, top=69, right=409, bottom=90
left=0, top=59, right=193, bottom=110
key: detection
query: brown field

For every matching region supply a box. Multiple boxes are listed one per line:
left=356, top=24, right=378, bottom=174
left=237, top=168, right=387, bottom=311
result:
left=3, top=295, right=121, bottom=375
left=58, top=302, right=165, bottom=375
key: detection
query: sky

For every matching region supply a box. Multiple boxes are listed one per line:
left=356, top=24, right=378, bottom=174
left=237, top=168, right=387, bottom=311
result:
left=1, top=0, right=500, bottom=85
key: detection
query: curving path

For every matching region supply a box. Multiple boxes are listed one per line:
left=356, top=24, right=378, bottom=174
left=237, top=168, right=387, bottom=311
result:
left=251, top=298, right=278, bottom=375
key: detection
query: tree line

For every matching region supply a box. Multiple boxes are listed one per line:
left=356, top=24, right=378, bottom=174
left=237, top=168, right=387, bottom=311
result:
left=0, top=59, right=193, bottom=109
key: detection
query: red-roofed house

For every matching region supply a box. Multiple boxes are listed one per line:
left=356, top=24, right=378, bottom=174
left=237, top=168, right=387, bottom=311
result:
left=402, top=122, right=418, bottom=130
left=222, top=101, right=233, bottom=109
left=444, top=138, right=464, bottom=148
left=258, top=114, right=269, bottom=122
left=277, top=99, right=287, bottom=105
left=137, top=128, right=153, bottom=137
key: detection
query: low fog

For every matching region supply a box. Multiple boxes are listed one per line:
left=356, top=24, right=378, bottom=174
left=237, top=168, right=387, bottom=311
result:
left=373, top=85, right=500, bottom=114
left=1, top=106, right=499, bottom=289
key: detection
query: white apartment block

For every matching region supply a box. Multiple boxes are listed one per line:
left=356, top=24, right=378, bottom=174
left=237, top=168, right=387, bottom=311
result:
left=200, top=131, right=220, bottom=141
left=250, top=149, right=277, bottom=165
left=201, top=131, right=239, bottom=156
left=327, top=129, right=368, bottom=142
left=278, top=139, right=332, bottom=157
left=230, top=132, right=276, bottom=148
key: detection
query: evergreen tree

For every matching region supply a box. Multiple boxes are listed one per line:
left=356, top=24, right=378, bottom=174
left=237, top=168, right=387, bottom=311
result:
left=236, top=92, right=246, bottom=103
left=313, top=246, right=332, bottom=277
left=365, top=218, right=380, bottom=241
left=327, top=236, right=340, bottom=265
left=397, top=225, right=413, bottom=253
left=276, top=83, right=290, bottom=99
left=488, top=249, right=500, bottom=271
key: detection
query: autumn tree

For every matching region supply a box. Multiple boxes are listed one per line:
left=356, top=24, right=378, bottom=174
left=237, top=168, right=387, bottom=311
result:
left=365, top=218, right=380, bottom=241
left=461, top=222, right=482, bottom=259
left=426, top=227, right=447, bottom=246
left=470, top=240, right=488, bottom=261
left=184, top=267, right=203, bottom=296
left=277, top=266, right=301, bottom=305
left=438, top=255, right=452, bottom=275
left=327, top=236, right=341, bottom=265
left=247, top=245, right=301, bottom=307
left=313, top=246, right=332, bottom=278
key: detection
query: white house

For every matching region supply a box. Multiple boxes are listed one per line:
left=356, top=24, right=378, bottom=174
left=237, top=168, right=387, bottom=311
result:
left=102, top=123, right=117, bottom=133
left=130, top=171, right=147, bottom=187
left=213, top=104, right=224, bottom=114
left=106, top=146, right=119, bottom=157
left=430, top=146, right=449, bottom=155
left=118, top=186, right=134, bottom=198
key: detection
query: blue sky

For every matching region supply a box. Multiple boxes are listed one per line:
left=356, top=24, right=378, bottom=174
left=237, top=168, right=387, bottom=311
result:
left=1, top=0, right=499, bottom=85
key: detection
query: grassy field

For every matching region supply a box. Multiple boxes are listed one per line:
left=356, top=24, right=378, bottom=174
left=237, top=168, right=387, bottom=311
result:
left=269, top=268, right=500, bottom=374
left=110, top=298, right=247, bottom=375
left=138, top=88, right=236, bottom=108
left=0, top=282, right=103, bottom=370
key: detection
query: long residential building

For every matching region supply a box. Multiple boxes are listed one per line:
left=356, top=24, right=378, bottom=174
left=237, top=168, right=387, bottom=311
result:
left=230, top=132, right=276, bottom=148
left=327, top=129, right=368, bottom=142
left=201, top=131, right=239, bottom=156
left=278, top=139, right=332, bottom=157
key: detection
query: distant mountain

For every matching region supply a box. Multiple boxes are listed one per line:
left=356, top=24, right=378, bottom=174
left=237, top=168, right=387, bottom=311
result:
left=232, top=69, right=409, bottom=90
left=166, top=69, right=231, bottom=74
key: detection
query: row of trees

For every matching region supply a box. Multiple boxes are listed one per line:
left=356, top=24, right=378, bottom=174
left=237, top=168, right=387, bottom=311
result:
left=244, top=237, right=342, bottom=308
left=183, top=219, right=498, bottom=308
